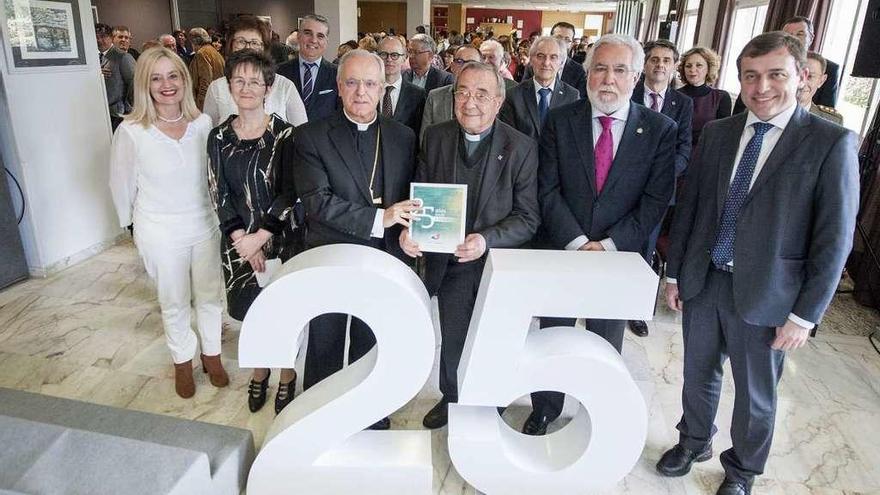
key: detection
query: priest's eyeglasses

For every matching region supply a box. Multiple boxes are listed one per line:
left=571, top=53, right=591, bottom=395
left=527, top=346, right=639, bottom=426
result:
left=453, top=90, right=498, bottom=104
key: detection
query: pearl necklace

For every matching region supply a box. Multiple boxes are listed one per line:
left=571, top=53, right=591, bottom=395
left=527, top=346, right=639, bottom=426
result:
left=157, top=112, right=184, bottom=123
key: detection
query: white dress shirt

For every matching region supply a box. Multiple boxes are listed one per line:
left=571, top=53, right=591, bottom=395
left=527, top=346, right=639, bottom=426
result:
left=643, top=85, right=667, bottom=111
left=109, top=114, right=218, bottom=248
left=385, top=76, right=403, bottom=115
left=203, top=74, right=308, bottom=127
left=299, top=57, right=322, bottom=85
left=564, top=101, right=631, bottom=252
left=666, top=102, right=812, bottom=328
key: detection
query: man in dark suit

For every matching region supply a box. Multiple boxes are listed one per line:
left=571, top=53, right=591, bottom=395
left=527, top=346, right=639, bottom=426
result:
left=96, top=23, right=135, bottom=131
left=656, top=32, right=858, bottom=495
left=783, top=16, right=839, bottom=107
left=478, top=39, right=518, bottom=91
left=378, top=35, right=426, bottom=136
left=524, top=33, right=677, bottom=436
left=500, top=36, right=580, bottom=140
left=420, top=45, right=482, bottom=142
left=521, top=22, right=587, bottom=98
left=276, top=14, right=339, bottom=121
left=293, top=49, right=419, bottom=430
left=401, top=61, right=540, bottom=429
left=112, top=26, right=139, bottom=60
left=628, top=39, right=694, bottom=337
left=403, top=33, right=454, bottom=93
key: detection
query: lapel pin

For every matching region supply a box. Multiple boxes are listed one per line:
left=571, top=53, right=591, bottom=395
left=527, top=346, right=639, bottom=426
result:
left=497, top=154, right=504, bottom=160
left=636, top=128, right=643, bottom=134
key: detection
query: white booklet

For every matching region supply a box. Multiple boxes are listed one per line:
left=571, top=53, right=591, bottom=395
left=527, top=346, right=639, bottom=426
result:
left=255, top=258, right=282, bottom=288
left=409, top=182, right=467, bottom=254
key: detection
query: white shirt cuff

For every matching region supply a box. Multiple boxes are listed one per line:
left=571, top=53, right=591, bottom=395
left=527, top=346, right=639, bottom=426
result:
left=371, top=209, right=385, bottom=238
left=565, top=235, right=589, bottom=251
left=787, top=313, right=815, bottom=330
left=599, top=238, right=617, bottom=251
left=666, top=277, right=677, bottom=284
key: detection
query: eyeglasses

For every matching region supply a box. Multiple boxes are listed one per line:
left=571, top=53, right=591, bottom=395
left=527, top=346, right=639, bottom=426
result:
left=343, top=78, right=381, bottom=90
left=590, top=65, right=635, bottom=77
left=378, top=51, right=405, bottom=61
left=232, top=37, right=264, bottom=49
left=453, top=89, right=498, bottom=104
left=230, top=77, right=266, bottom=89
left=453, top=58, right=475, bottom=65
left=407, top=49, right=432, bottom=56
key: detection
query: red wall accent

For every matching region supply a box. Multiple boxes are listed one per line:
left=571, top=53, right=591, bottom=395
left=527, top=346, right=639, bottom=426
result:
left=463, top=9, right=543, bottom=39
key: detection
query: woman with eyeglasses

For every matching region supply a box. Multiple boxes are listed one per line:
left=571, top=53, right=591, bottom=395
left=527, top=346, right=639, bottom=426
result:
left=203, top=15, right=307, bottom=127
left=109, top=47, right=226, bottom=399
left=207, top=49, right=303, bottom=415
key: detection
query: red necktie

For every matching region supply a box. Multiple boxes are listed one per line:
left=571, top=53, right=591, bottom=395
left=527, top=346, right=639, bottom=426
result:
left=595, top=116, right=614, bottom=193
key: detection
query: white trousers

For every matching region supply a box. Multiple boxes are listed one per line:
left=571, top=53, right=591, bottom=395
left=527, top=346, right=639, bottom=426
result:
left=137, top=231, right=224, bottom=364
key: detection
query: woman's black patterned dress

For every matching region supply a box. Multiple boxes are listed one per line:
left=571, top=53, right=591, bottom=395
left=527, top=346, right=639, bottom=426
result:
left=207, top=114, right=301, bottom=320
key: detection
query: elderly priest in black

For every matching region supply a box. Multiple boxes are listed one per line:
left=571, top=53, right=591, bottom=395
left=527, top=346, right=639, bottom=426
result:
left=293, top=50, right=418, bottom=431
left=400, top=61, right=540, bottom=430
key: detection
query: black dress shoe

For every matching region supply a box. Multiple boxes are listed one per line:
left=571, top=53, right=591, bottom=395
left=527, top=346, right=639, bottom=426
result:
left=716, top=477, right=753, bottom=495
left=274, top=375, right=296, bottom=414
left=248, top=370, right=271, bottom=413
left=367, top=417, right=391, bottom=430
left=521, top=411, right=551, bottom=435
left=423, top=398, right=450, bottom=429
left=656, top=443, right=712, bottom=477
left=629, top=320, right=649, bottom=337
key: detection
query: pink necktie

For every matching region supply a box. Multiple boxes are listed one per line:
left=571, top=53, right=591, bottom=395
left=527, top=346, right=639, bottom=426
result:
left=650, top=92, right=661, bottom=112
left=595, top=116, right=614, bottom=193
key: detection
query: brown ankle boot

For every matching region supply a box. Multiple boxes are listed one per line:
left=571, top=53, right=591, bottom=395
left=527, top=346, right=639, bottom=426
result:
left=174, top=360, right=195, bottom=398
left=200, top=354, right=229, bottom=388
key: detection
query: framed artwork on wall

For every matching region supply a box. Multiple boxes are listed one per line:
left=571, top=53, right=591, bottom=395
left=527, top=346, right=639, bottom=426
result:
left=0, top=0, right=88, bottom=72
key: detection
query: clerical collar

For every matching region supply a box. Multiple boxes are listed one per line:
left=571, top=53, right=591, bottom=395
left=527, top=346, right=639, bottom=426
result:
left=343, top=109, right=377, bottom=131
left=463, top=126, right=492, bottom=142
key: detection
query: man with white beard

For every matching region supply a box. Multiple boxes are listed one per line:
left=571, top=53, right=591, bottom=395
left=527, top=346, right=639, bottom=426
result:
left=523, top=33, right=677, bottom=436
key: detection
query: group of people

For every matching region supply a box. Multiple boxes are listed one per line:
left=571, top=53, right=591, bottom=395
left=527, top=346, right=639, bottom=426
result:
left=107, top=11, right=858, bottom=495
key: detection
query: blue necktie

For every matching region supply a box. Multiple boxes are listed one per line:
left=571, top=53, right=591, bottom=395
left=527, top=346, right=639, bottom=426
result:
left=302, top=62, right=316, bottom=104
left=538, top=87, right=551, bottom=126
left=711, top=122, right=774, bottom=267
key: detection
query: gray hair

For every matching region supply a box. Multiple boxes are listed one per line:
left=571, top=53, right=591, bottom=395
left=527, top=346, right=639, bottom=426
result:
left=378, top=34, right=405, bottom=53
left=302, top=14, right=330, bottom=32
left=529, top=35, right=568, bottom=62
left=336, top=49, right=386, bottom=83
left=456, top=61, right=506, bottom=100
left=159, top=34, right=175, bottom=44
left=584, top=33, right=644, bottom=74
left=410, top=33, right=437, bottom=54
left=479, top=39, right=505, bottom=68
left=188, top=27, right=210, bottom=46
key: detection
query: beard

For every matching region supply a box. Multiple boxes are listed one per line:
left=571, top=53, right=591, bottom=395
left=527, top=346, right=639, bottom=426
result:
left=588, top=86, right=632, bottom=114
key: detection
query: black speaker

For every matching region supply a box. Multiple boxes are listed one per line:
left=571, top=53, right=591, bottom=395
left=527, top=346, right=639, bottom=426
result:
left=658, top=21, right=678, bottom=41
left=853, top=0, right=880, bottom=77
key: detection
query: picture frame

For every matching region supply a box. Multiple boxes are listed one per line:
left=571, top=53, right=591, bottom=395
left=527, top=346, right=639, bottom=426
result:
left=0, top=0, right=88, bottom=72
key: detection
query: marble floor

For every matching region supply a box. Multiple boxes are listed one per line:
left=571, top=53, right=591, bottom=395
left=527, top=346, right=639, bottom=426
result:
left=1, top=240, right=880, bottom=494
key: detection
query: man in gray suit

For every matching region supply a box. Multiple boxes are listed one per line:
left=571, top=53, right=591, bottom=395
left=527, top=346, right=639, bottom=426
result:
left=656, top=32, right=858, bottom=495
left=420, top=45, right=481, bottom=142
left=499, top=36, right=580, bottom=140
left=401, top=61, right=540, bottom=430
left=96, top=23, right=135, bottom=130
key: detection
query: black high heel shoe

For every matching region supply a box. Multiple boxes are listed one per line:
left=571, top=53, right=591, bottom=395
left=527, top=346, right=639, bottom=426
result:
left=248, top=370, right=271, bottom=413
left=274, top=374, right=297, bottom=414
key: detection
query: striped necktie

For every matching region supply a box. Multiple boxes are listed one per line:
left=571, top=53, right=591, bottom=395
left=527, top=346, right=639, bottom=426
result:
left=302, top=62, right=317, bottom=103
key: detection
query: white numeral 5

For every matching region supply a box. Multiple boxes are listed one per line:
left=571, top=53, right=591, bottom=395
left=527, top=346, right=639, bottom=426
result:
left=238, top=245, right=436, bottom=495
left=449, top=249, right=656, bottom=494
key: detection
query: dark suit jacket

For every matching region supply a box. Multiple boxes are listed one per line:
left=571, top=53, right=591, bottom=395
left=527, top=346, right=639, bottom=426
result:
left=522, top=58, right=587, bottom=98
left=293, top=111, right=416, bottom=258
left=632, top=82, right=694, bottom=182
left=277, top=57, right=340, bottom=121
left=538, top=101, right=677, bottom=252
left=666, top=106, right=859, bottom=326
left=392, top=80, right=427, bottom=137
left=814, top=58, right=840, bottom=108
left=402, top=66, right=454, bottom=93
left=103, top=46, right=135, bottom=116
left=417, top=119, right=540, bottom=294
left=499, top=78, right=580, bottom=140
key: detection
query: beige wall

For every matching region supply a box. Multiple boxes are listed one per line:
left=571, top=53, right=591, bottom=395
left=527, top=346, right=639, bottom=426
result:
left=358, top=1, right=407, bottom=34
left=541, top=11, right=586, bottom=33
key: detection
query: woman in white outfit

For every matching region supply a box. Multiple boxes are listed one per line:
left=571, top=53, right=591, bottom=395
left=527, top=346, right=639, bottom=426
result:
left=109, top=47, right=228, bottom=398
left=203, top=15, right=308, bottom=128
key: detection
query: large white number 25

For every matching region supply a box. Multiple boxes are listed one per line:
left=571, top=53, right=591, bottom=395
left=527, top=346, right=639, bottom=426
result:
left=239, top=245, right=656, bottom=494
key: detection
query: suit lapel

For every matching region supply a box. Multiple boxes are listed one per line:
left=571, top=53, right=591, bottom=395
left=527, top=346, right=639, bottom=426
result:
left=631, top=82, right=645, bottom=107
left=394, top=83, right=410, bottom=120
left=291, top=59, right=303, bottom=90
left=570, top=103, right=596, bottom=194
left=743, top=106, right=812, bottom=206
left=522, top=80, right=541, bottom=134
left=715, top=113, right=748, bottom=222
left=329, top=115, right=373, bottom=204
left=600, top=104, right=641, bottom=196
left=379, top=118, right=397, bottom=203
left=660, top=88, right=678, bottom=118
left=549, top=83, right=571, bottom=109
left=475, top=124, right=509, bottom=220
